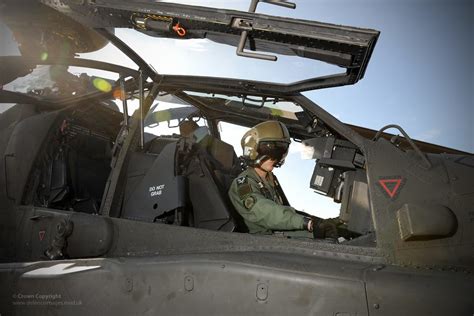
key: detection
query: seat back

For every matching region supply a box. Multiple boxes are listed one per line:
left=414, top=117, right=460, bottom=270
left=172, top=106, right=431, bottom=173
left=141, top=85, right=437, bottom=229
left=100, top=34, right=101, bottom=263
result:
left=184, top=135, right=248, bottom=232
left=121, top=141, right=187, bottom=222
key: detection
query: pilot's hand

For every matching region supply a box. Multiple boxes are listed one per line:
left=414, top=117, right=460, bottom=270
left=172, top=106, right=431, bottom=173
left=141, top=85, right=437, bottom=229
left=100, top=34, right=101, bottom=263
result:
left=312, top=217, right=338, bottom=241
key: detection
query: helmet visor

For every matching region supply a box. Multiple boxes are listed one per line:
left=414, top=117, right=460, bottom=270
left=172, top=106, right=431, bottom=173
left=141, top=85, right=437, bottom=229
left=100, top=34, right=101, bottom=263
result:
left=257, top=141, right=290, bottom=163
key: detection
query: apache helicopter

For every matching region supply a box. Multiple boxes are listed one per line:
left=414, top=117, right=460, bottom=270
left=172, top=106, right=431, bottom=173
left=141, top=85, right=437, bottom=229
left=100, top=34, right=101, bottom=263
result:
left=0, top=0, right=473, bottom=315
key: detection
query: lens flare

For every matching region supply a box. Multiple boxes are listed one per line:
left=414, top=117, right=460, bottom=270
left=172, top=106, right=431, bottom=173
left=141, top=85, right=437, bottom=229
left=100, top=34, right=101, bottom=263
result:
left=270, top=108, right=283, bottom=117
left=155, top=110, right=171, bottom=122
left=40, top=52, right=48, bottom=61
left=92, top=78, right=112, bottom=92
left=113, top=87, right=124, bottom=100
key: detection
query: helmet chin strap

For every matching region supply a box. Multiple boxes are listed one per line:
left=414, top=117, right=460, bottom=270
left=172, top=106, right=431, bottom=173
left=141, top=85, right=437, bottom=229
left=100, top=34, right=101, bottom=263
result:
left=254, top=155, right=283, bottom=173
left=256, top=165, right=270, bottom=174
left=254, top=155, right=270, bottom=168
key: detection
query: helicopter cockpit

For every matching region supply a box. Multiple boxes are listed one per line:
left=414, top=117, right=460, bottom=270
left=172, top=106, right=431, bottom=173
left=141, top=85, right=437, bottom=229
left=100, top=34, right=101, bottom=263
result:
left=1, top=53, right=376, bottom=247
left=115, top=90, right=375, bottom=244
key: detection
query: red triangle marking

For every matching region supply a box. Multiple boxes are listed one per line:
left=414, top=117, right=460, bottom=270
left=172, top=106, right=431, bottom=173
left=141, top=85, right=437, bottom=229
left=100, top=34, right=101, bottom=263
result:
left=39, top=230, right=45, bottom=241
left=378, top=179, right=402, bottom=198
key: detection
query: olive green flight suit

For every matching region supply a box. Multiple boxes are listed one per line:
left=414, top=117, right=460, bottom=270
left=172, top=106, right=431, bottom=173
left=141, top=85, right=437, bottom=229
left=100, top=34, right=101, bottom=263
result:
left=228, top=167, right=307, bottom=234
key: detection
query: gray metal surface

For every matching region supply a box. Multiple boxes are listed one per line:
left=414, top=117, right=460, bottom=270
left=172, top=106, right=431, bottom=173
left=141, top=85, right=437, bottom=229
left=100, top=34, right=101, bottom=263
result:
left=0, top=253, right=472, bottom=315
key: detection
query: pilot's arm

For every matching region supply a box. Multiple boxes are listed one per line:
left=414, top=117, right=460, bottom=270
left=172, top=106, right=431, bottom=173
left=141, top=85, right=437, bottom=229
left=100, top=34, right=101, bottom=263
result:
left=228, top=176, right=307, bottom=234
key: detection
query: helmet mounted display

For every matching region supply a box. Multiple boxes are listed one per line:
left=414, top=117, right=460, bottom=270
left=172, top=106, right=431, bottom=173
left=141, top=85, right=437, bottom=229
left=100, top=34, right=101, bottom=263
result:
left=241, top=121, right=291, bottom=167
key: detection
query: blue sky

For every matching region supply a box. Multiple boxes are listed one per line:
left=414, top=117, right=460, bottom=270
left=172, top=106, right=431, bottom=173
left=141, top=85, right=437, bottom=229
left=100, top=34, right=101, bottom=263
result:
left=177, top=0, right=473, bottom=153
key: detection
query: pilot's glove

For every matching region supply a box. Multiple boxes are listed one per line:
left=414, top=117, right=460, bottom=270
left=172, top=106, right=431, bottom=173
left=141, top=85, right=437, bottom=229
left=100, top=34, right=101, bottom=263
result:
left=311, top=217, right=338, bottom=241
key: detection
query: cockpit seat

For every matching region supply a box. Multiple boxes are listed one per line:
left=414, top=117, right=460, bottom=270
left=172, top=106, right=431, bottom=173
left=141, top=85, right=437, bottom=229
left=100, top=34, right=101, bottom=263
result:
left=182, top=127, right=248, bottom=233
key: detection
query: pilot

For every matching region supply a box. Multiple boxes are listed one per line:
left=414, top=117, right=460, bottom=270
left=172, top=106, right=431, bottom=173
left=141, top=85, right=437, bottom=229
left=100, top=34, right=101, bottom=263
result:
left=179, top=119, right=238, bottom=170
left=228, top=120, right=338, bottom=240
left=179, top=119, right=200, bottom=137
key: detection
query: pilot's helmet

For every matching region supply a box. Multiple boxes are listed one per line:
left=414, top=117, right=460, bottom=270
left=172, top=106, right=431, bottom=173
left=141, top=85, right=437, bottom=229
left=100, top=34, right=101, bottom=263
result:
left=179, top=120, right=199, bottom=137
left=241, top=120, right=291, bottom=167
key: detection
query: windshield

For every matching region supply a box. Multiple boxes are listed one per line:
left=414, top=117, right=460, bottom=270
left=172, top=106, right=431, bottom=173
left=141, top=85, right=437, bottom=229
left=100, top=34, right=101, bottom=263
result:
left=102, top=29, right=342, bottom=84
left=144, top=95, right=207, bottom=137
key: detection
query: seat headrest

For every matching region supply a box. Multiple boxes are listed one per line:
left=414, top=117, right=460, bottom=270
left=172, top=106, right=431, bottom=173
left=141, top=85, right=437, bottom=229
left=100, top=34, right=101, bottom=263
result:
left=192, top=126, right=210, bottom=143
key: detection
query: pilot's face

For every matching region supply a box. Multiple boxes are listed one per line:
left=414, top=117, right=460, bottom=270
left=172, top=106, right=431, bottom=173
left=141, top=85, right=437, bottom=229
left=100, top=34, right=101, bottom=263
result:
left=260, top=158, right=277, bottom=172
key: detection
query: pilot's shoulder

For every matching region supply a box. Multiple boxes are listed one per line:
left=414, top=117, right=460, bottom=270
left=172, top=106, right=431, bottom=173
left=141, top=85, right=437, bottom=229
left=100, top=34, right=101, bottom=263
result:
left=232, top=169, right=259, bottom=199
left=234, top=169, right=259, bottom=185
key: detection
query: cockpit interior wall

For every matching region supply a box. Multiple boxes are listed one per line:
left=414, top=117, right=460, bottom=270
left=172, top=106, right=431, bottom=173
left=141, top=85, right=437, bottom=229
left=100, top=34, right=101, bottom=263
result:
left=3, top=108, right=60, bottom=204
left=0, top=104, right=38, bottom=206
left=0, top=103, right=117, bottom=214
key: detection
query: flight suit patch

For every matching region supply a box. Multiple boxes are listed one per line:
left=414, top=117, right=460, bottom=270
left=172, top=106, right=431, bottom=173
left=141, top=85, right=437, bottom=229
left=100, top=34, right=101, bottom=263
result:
left=237, top=176, right=252, bottom=198
left=243, top=196, right=256, bottom=209
left=236, top=176, right=246, bottom=185
left=238, top=183, right=252, bottom=199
